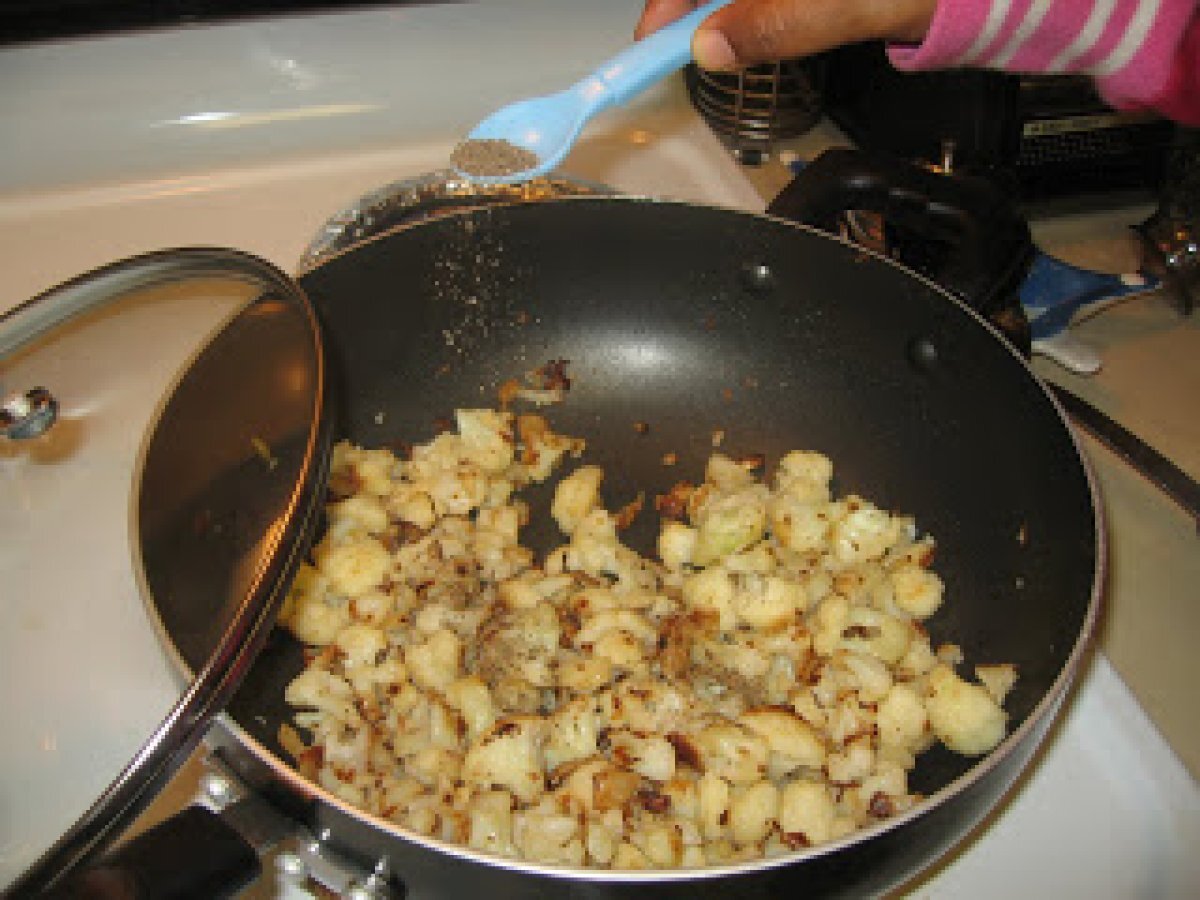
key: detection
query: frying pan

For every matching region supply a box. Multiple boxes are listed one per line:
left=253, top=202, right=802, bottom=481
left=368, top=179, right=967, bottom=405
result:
left=35, top=159, right=1102, bottom=897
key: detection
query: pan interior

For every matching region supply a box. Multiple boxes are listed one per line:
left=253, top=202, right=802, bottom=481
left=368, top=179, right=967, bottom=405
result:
left=215, top=197, right=1095, bottom=817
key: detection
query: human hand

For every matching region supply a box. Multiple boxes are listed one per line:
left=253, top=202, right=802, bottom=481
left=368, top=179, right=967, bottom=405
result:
left=635, top=0, right=937, bottom=70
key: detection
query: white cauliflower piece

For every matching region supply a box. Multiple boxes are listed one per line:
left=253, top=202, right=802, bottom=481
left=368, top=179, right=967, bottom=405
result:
left=890, top=564, right=945, bottom=619
left=609, top=729, right=676, bottom=782
left=729, top=780, right=779, bottom=846
left=692, top=489, right=768, bottom=567
left=975, top=663, right=1019, bottom=705
left=387, top=485, right=436, bottom=530
left=287, top=592, right=349, bottom=647
left=831, top=500, right=903, bottom=565
left=697, top=771, right=731, bottom=840
left=835, top=650, right=894, bottom=703
left=705, top=453, right=756, bottom=491
left=774, top=451, right=833, bottom=503
left=426, top=464, right=489, bottom=517
left=682, top=567, right=737, bottom=631
left=545, top=698, right=599, bottom=770
left=731, top=574, right=807, bottom=630
left=658, top=519, right=697, bottom=570
left=455, top=408, right=515, bottom=474
left=924, top=665, right=1007, bottom=756
left=445, top=676, right=498, bottom=742
left=515, top=808, right=584, bottom=866
left=406, top=628, right=462, bottom=693
left=333, top=622, right=388, bottom=668
left=316, top=536, right=392, bottom=598
left=840, top=606, right=912, bottom=665
left=468, top=789, right=517, bottom=858
left=739, top=708, right=826, bottom=777
left=769, top=496, right=833, bottom=554
left=463, top=716, right=547, bottom=804
left=552, top=465, right=604, bottom=535
left=326, top=493, right=389, bottom=538
left=693, top=722, right=769, bottom=784
left=778, top=780, right=837, bottom=846
left=825, top=735, right=875, bottom=783
left=284, top=667, right=357, bottom=722
left=575, top=609, right=657, bottom=651
left=876, top=683, right=930, bottom=756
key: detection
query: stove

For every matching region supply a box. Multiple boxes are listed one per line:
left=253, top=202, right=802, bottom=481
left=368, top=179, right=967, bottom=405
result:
left=1, top=2, right=1197, bottom=896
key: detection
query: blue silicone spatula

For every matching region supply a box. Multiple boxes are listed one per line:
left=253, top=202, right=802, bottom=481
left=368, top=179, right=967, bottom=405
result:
left=454, top=0, right=729, bottom=183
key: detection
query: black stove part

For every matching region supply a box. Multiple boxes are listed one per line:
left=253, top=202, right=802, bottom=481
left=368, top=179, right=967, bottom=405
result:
left=684, top=58, right=825, bottom=162
left=819, top=41, right=1175, bottom=203
left=34, top=806, right=260, bottom=900
left=1136, top=208, right=1199, bottom=315
left=1049, top=383, right=1200, bottom=529
left=1135, top=130, right=1200, bottom=314
left=768, top=147, right=1035, bottom=353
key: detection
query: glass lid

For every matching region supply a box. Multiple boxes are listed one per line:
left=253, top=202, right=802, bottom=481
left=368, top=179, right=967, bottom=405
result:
left=0, top=248, right=327, bottom=892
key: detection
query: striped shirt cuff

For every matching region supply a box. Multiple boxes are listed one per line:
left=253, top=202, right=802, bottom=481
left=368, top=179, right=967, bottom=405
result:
left=888, top=0, right=1198, bottom=115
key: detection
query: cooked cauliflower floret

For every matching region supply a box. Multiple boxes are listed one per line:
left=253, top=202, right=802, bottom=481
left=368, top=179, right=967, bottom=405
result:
left=285, top=667, right=357, bottom=722
left=658, top=519, right=698, bottom=570
left=775, top=451, right=833, bottom=503
left=552, top=465, right=604, bottom=535
left=769, top=496, right=833, bottom=554
left=326, top=494, right=389, bottom=537
left=840, top=606, right=912, bottom=665
left=693, top=722, right=769, bottom=784
left=924, top=665, right=1007, bottom=756
left=697, top=771, right=732, bottom=840
left=406, top=628, right=462, bottom=693
left=316, top=535, right=392, bottom=598
left=778, top=779, right=837, bottom=846
left=333, top=622, right=388, bottom=668
left=455, top=408, right=515, bottom=474
left=890, top=564, right=945, bottom=619
left=705, top=453, right=756, bottom=491
left=445, top=676, right=498, bottom=741
left=516, top=808, right=584, bottom=866
left=463, top=716, right=547, bottom=804
left=731, top=574, right=807, bottom=630
left=289, top=596, right=349, bottom=651
left=608, top=728, right=677, bottom=781
left=545, top=697, right=599, bottom=770
left=282, top=410, right=1014, bottom=872
left=831, top=500, right=903, bottom=565
left=739, top=708, right=826, bottom=777
left=682, top=567, right=737, bottom=631
left=692, top=489, right=768, bottom=567
left=975, top=663, right=1019, bottom=705
left=468, top=789, right=517, bottom=857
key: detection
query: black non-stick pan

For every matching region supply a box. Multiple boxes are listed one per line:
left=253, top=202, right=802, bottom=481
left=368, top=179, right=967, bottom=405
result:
left=131, top=188, right=1100, bottom=898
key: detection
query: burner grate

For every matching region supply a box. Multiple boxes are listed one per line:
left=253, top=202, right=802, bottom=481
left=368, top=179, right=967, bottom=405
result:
left=685, top=58, right=824, bottom=163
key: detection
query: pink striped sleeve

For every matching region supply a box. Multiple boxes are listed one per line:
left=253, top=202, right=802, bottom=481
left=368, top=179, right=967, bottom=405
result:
left=888, top=0, right=1200, bottom=126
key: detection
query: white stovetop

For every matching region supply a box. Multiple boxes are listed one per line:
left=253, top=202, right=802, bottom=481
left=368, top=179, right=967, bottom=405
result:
left=1, top=2, right=1196, bottom=895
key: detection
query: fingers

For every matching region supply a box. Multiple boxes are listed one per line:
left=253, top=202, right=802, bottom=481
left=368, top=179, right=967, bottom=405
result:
left=636, top=0, right=938, bottom=71
left=699, top=0, right=876, bottom=69
left=634, top=0, right=703, bottom=40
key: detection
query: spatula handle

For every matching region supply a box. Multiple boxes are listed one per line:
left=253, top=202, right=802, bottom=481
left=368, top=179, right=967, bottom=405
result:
left=579, top=0, right=730, bottom=110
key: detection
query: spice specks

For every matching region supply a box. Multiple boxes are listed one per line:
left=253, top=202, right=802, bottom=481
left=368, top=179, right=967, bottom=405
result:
left=451, top=139, right=540, bottom=178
